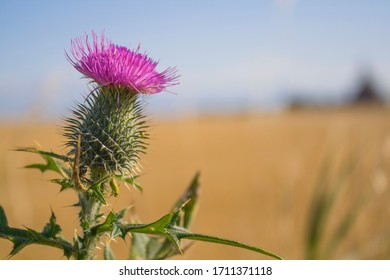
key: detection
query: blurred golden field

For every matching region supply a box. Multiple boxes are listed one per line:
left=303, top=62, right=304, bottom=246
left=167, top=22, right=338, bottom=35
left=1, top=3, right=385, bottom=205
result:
left=1, top=106, right=390, bottom=260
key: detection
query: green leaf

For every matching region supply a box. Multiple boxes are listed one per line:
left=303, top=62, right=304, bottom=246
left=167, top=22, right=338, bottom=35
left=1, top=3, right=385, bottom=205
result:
left=110, top=224, right=122, bottom=240
left=96, top=212, right=116, bottom=234
left=10, top=239, right=31, bottom=256
left=130, top=233, right=152, bottom=259
left=0, top=206, right=8, bottom=228
left=130, top=233, right=174, bottom=260
left=167, top=226, right=283, bottom=260
left=42, top=211, right=62, bottom=238
left=171, top=172, right=200, bottom=229
left=91, top=187, right=107, bottom=205
left=324, top=197, right=364, bottom=258
left=0, top=206, right=29, bottom=241
left=115, top=207, right=129, bottom=221
left=305, top=156, right=357, bottom=259
left=92, top=208, right=129, bottom=241
left=0, top=206, right=73, bottom=259
left=88, top=176, right=110, bottom=205
left=121, top=214, right=173, bottom=237
left=25, top=157, right=68, bottom=177
left=121, top=171, right=282, bottom=260
left=128, top=173, right=201, bottom=260
left=120, top=211, right=283, bottom=260
left=16, top=148, right=70, bottom=162
left=27, top=227, right=43, bottom=241
left=51, top=178, right=74, bottom=192
left=17, top=148, right=71, bottom=177
left=104, top=244, right=115, bottom=260
left=138, top=214, right=172, bottom=234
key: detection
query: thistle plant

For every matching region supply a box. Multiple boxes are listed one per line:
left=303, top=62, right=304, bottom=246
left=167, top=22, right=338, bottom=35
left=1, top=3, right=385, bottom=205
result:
left=0, top=32, right=282, bottom=260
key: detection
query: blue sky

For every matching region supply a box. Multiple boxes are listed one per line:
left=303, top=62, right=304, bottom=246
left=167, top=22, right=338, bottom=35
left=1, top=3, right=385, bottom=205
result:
left=1, top=0, right=390, bottom=119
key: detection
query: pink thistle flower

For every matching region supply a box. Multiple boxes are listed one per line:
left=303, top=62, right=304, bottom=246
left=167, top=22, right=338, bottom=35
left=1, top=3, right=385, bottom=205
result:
left=66, top=32, right=179, bottom=94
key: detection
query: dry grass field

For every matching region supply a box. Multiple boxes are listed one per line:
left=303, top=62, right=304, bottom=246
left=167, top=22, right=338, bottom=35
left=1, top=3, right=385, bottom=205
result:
left=1, top=106, right=390, bottom=259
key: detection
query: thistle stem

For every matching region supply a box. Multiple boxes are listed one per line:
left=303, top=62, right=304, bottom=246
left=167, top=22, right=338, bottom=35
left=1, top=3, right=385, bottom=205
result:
left=77, top=170, right=103, bottom=260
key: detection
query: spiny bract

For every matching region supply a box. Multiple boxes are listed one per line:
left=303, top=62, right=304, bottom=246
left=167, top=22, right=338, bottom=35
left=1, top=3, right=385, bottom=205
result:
left=63, top=87, right=148, bottom=176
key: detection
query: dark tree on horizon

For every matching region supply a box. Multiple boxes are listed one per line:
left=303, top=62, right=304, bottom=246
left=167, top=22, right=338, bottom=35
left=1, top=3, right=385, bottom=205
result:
left=354, top=76, right=383, bottom=104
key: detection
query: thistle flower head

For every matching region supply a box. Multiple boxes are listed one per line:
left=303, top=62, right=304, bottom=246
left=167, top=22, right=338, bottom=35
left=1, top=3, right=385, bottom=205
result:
left=66, top=32, right=178, bottom=94
left=64, top=32, right=179, bottom=178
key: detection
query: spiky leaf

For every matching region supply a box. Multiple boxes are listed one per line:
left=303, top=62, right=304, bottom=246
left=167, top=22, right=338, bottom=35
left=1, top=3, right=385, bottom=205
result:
left=130, top=233, right=174, bottom=260
left=171, top=172, right=200, bottom=229
left=120, top=209, right=283, bottom=260
left=104, top=244, right=115, bottom=260
left=51, top=178, right=74, bottom=192
left=0, top=206, right=73, bottom=259
left=42, top=211, right=62, bottom=238
left=17, top=148, right=71, bottom=177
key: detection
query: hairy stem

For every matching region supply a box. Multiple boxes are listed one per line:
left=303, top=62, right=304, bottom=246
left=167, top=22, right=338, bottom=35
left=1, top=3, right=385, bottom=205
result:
left=77, top=169, right=104, bottom=260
